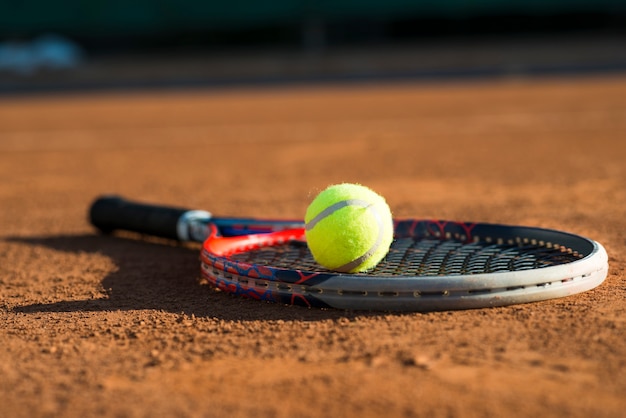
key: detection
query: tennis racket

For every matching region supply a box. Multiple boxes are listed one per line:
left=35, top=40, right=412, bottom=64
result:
left=89, top=196, right=608, bottom=312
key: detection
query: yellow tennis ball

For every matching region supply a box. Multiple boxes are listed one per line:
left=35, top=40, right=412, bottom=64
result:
left=305, top=183, right=394, bottom=273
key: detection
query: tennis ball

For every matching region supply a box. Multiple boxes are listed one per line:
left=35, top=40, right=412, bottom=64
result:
left=305, top=183, right=394, bottom=273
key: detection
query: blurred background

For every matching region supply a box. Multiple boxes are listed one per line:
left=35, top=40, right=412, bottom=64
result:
left=1, top=0, right=625, bottom=94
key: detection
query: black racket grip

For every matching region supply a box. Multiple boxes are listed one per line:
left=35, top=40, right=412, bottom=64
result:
left=89, top=196, right=189, bottom=240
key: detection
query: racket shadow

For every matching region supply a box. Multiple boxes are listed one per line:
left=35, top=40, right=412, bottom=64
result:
left=8, top=234, right=376, bottom=321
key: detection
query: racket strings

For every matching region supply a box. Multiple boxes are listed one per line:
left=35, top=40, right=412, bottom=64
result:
left=383, top=239, right=582, bottom=276
left=228, top=237, right=583, bottom=276
left=232, top=241, right=320, bottom=271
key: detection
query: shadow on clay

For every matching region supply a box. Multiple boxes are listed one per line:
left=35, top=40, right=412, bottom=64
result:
left=7, top=233, right=386, bottom=321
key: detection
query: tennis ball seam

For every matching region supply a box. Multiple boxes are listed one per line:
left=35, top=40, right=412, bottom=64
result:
left=305, top=198, right=386, bottom=272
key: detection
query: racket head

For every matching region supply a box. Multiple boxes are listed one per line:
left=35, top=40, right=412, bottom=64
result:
left=200, top=219, right=608, bottom=311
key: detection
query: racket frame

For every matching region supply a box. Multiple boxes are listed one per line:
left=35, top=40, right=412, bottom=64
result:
left=90, top=196, right=609, bottom=312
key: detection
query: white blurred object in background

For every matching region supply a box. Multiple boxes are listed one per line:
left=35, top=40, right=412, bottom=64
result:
left=0, top=34, right=83, bottom=75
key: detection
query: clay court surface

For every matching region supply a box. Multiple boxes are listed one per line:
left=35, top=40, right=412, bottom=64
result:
left=0, top=75, right=625, bottom=417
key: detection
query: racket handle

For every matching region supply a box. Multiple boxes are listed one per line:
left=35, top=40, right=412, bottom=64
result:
left=89, top=195, right=198, bottom=241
